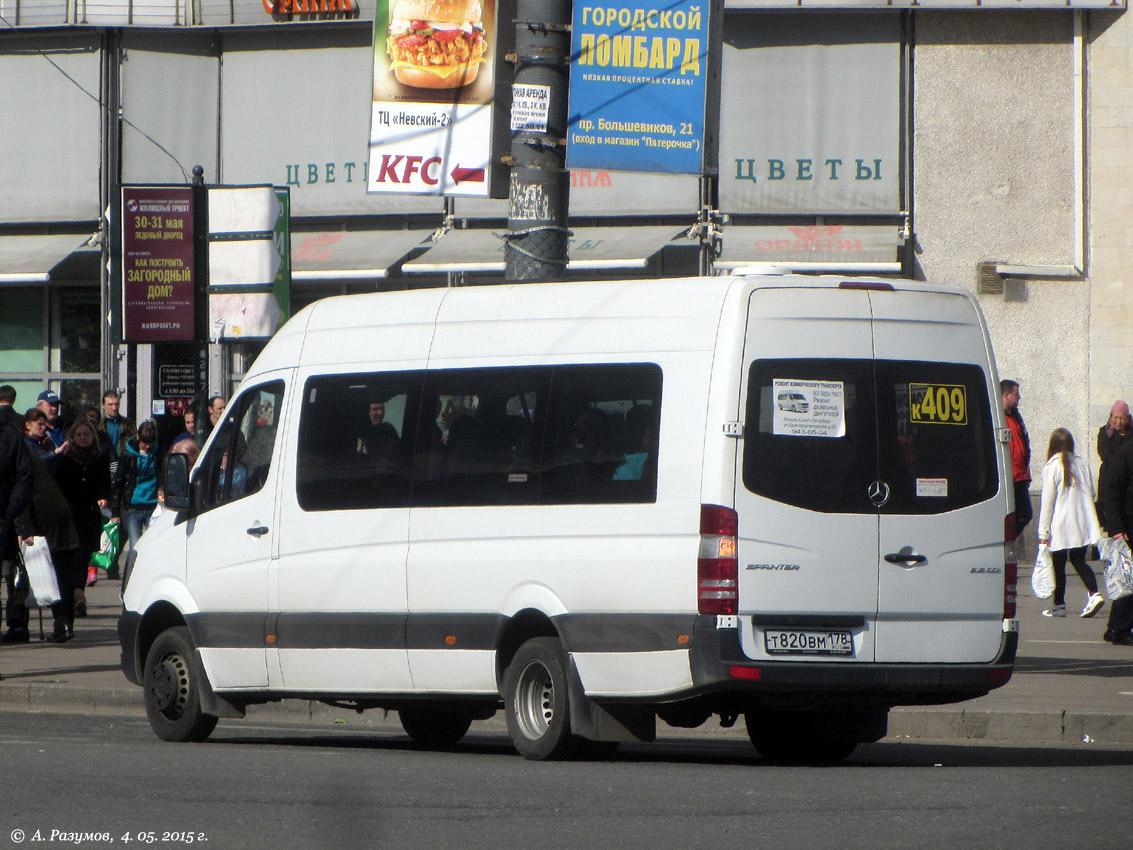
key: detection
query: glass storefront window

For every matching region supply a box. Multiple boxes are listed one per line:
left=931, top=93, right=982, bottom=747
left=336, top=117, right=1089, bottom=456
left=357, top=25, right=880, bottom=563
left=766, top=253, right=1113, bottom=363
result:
left=0, top=283, right=101, bottom=426
left=54, top=287, right=101, bottom=374
left=0, top=287, right=45, bottom=373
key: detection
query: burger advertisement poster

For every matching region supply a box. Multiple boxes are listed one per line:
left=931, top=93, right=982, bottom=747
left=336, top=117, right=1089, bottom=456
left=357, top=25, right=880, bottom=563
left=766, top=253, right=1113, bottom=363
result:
left=369, top=0, right=500, bottom=196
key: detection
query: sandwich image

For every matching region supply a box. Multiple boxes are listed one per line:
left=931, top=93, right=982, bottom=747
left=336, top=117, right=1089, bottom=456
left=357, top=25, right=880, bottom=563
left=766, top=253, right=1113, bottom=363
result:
left=386, top=0, right=487, bottom=89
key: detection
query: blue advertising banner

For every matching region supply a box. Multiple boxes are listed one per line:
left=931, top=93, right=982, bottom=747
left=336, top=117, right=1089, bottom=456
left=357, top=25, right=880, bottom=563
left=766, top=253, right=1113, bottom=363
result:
left=567, top=0, right=711, bottom=174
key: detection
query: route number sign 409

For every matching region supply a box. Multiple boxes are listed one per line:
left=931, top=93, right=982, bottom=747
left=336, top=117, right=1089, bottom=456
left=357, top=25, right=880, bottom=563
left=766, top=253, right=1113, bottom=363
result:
left=909, top=383, right=967, bottom=425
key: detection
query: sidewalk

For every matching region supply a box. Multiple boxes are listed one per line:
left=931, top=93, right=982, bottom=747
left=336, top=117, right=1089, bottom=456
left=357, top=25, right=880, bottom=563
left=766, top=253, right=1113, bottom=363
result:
left=1, top=565, right=1131, bottom=745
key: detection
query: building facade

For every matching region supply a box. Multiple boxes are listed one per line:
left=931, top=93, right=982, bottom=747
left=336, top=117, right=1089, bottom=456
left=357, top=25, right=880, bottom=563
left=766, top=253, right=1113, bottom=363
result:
left=0, top=0, right=1130, bottom=514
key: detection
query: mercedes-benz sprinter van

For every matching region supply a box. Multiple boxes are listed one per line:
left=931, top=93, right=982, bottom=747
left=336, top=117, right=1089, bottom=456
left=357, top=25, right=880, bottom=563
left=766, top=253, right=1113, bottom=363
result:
left=119, top=273, right=1018, bottom=761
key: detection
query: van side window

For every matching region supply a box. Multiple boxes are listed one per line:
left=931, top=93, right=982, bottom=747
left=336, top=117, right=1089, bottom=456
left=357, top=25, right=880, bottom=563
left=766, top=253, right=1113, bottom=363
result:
left=413, top=367, right=550, bottom=508
left=294, top=364, right=662, bottom=511
left=540, top=363, right=662, bottom=505
left=296, top=372, right=423, bottom=511
left=196, top=382, right=285, bottom=513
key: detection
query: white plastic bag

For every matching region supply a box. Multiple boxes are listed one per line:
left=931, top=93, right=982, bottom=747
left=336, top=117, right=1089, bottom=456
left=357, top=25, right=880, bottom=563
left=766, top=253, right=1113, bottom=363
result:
left=1099, top=535, right=1133, bottom=601
left=20, top=536, right=61, bottom=607
left=1031, top=544, right=1055, bottom=600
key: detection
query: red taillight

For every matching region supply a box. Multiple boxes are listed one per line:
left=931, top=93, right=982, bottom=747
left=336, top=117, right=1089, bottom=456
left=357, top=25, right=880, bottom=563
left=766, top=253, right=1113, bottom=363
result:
left=1003, top=515, right=1018, bottom=618
left=988, top=666, right=1012, bottom=685
left=729, top=665, right=761, bottom=680
left=699, top=504, right=738, bottom=615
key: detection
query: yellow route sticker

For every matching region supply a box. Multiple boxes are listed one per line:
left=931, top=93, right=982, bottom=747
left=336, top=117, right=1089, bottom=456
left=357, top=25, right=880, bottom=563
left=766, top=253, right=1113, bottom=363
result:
left=909, top=383, right=967, bottom=425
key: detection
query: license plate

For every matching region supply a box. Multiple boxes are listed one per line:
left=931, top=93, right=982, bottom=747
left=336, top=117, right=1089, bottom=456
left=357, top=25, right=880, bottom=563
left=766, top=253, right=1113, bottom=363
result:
left=764, top=629, right=854, bottom=656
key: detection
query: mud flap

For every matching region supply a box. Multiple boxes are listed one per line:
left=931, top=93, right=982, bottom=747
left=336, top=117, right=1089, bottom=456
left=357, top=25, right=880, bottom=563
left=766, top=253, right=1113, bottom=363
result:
left=193, top=649, right=246, bottom=719
left=566, top=657, right=656, bottom=742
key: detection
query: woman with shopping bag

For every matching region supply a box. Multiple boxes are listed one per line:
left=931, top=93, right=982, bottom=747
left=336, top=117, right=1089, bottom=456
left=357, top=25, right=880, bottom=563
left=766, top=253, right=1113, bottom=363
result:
left=14, top=453, right=83, bottom=642
left=51, top=420, right=111, bottom=617
left=1036, top=428, right=1105, bottom=619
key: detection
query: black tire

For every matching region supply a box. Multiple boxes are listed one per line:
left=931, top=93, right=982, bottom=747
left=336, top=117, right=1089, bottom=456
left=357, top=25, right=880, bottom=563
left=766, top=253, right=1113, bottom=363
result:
left=503, top=637, right=581, bottom=761
left=749, top=734, right=857, bottom=764
left=142, top=626, right=218, bottom=743
left=399, top=703, right=475, bottom=749
left=745, top=708, right=859, bottom=764
left=579, top=739, right=621, bottom=760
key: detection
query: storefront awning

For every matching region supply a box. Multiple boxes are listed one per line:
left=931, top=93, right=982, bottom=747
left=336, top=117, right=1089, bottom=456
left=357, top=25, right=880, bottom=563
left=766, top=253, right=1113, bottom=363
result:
left=290, top=230, right=433, bottom=281
left=714, top=225, right=903, bottom=273
left=402, top=226, right=691, bottom=274
left=0, top=234, right=100, bottom=283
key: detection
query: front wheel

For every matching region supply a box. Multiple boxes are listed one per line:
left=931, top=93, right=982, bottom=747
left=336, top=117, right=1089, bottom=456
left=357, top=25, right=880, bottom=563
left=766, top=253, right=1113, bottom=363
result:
left=503, top=637, right=581, bottom=761
left=143, top=626, right=218, bottom=743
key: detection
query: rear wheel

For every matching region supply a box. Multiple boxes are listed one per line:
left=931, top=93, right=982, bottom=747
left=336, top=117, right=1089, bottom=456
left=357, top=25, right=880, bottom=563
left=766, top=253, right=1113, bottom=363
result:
left=398, top=703, right=475, bottom=749
left=745, top=708, right=876, bottom=764
left=749, top=733, right=858, bottom=763
left=143, top=626, right=218, bottom=743
left=503, top=637, right=581, bottom=760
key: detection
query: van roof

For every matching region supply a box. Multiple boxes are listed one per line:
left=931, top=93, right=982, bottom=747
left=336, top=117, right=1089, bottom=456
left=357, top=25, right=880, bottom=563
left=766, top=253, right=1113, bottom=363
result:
left=247, top=274, right=976, bottom=381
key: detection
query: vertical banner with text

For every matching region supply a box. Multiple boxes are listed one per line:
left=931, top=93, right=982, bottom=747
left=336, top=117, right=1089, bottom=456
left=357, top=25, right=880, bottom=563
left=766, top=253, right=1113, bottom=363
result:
left=122, top=186, right=195, bottom=342
left=567, top=0, right=712, bottom=174
left=368, top=0, right=499, bottom=196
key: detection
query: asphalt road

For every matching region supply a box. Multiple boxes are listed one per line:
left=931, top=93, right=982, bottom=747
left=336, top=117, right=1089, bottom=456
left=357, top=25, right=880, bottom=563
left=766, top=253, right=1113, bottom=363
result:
left=2, top=712, right=1131, bottom=850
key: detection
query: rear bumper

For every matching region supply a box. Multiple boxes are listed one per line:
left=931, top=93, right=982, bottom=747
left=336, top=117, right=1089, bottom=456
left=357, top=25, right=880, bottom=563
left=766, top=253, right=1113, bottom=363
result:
left=685, top=616, right=1017, bottom=708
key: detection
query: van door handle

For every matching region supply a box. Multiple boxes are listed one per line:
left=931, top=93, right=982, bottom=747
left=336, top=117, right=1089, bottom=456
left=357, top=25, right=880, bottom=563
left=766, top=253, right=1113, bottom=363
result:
left=884, top=551, right=927, bottom=567
left=246, top=525, right=269, bottom=538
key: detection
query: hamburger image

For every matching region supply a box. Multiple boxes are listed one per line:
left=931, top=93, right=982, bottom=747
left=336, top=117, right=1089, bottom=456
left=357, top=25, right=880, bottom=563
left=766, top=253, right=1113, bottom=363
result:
left=386, top=0, right=488, bottom=89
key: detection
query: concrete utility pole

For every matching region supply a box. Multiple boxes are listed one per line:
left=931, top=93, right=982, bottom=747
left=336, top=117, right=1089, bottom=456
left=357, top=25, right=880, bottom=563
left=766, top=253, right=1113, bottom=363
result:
left=504, top=0, right=572, bottom=282
left=191, top=165, right=210, bottom=445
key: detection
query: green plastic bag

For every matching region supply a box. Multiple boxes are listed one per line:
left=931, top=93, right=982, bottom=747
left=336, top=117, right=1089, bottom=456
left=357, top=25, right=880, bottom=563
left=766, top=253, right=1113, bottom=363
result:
left=90, top=519, right=121, bottom=571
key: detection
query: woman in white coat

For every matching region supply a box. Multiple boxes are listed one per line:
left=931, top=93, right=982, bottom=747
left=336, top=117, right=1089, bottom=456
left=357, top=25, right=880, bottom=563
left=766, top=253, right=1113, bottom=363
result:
left=1037, top=428, right=1105, bottom=618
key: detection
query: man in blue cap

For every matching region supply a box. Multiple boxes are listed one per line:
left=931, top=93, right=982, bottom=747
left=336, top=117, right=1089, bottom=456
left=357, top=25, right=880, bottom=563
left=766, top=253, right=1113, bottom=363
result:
left=36, top=389, right=69, bottom=449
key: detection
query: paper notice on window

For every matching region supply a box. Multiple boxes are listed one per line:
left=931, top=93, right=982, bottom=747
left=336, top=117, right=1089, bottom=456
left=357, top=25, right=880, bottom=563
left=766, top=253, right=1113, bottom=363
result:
left=916, top=478, right=948, bottom=497
left=772, top=380, right=846, bottom=438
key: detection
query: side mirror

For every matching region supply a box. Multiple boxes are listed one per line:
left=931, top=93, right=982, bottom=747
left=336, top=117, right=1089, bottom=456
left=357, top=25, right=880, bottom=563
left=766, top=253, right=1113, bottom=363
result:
left=162, top=452, right=192, bottom=512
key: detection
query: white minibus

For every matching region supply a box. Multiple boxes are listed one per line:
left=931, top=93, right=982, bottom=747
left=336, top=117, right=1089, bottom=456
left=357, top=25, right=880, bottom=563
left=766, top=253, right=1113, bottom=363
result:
left=119, top=273, right=1018, bottom=761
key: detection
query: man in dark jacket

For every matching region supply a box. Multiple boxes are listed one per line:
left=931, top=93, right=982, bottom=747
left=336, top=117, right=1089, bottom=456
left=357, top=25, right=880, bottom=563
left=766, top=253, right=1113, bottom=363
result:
left=1002, top=380, right=1032, bottom=539
left=0, top=385, right=21, bottom=429
left=0, top=417, right=35, bottom=651
left=1099, top=437, right=1133, bottom=646
left=97, top=390, right=137, bottom=472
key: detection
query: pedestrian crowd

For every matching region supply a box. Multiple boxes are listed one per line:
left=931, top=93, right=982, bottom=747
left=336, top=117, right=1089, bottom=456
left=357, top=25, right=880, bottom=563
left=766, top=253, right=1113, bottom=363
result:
left=1004, top=382, right=1133, bottom=646
left=0, top=385, right=209, bottom=660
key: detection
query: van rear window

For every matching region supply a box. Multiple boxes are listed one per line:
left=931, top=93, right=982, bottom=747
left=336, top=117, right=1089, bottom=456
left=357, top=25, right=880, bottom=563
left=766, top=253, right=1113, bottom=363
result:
left=296, top=364, right=662, bottom=511
left=743, top=358, right=998, bottom=514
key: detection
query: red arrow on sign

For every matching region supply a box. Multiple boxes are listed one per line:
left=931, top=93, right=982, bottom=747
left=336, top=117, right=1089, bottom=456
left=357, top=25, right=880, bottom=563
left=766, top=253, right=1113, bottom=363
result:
left=451, top=166, right=486, bottom=183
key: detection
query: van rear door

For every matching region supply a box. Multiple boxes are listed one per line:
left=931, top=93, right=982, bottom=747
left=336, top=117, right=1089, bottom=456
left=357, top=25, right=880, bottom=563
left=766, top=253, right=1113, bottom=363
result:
left=734, top=285, right=1003, bottom=665
left=869, top=289, right=1004, bottom=662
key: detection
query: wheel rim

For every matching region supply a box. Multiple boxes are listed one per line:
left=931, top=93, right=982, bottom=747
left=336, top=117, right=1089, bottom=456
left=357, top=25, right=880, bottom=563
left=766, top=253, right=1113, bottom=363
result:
left=149, top=650, right=190, bottom=720
left=514, top=658, right=555, bottom=741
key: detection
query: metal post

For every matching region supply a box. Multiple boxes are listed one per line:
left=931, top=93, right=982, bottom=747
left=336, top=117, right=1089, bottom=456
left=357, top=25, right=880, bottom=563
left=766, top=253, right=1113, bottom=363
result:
left=504, top=0, right=572, bottom=282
